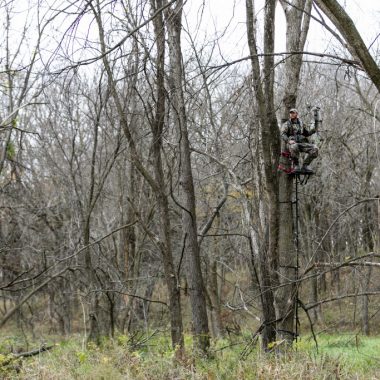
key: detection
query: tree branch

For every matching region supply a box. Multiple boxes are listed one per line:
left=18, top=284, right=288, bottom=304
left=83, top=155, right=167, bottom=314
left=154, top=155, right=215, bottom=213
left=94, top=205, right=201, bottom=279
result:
left=315, top=0, right=380, bottom=93
left=305, top=291, right=380, bottom=311
left=202, top=51, right=361, bottom=74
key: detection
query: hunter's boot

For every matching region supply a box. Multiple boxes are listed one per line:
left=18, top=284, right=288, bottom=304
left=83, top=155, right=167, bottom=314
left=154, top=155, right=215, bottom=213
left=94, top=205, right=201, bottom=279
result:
left=293, top=158, right=301, bottom=173
left=302, top=155, right=314, bottom=173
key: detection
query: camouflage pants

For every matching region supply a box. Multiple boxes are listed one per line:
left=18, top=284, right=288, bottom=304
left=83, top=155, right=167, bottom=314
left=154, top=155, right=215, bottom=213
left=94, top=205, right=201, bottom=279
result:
left=288, top=142, right=318, bottom=165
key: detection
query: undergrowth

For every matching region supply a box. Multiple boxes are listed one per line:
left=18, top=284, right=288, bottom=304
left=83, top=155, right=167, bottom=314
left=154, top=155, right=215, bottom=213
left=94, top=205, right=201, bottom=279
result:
left=1, top=332, right=380, bottom=379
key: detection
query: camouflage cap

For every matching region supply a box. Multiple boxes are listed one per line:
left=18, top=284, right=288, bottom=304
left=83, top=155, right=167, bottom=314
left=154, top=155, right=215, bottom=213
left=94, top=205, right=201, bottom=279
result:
left=289, top=108, right=298, bottom=113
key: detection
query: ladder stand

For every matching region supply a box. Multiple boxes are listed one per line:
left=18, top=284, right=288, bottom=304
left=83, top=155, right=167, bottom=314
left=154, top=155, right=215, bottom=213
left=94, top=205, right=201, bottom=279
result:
left=290, top=171, right=313, bottom=344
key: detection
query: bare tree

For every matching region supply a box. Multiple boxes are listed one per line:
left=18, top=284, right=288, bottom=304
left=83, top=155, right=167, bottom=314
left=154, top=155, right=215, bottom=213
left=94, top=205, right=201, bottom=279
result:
left=149, top=0, right=184, bottom=353
left=245, top=0, right=278, bottom=349
left=164, top=0, right=210, bottom=354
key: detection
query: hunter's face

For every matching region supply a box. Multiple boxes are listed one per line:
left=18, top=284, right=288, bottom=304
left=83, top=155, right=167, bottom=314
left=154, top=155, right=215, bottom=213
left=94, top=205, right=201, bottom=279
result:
left=290, top=111, right=297, bottom=119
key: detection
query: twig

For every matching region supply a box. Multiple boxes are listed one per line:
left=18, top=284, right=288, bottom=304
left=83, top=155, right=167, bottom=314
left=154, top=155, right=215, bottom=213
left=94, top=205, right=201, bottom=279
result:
left=198, top=181, right=229, bottom=245
left=298, top=299, right=319, bottom=352
left=53, top=0, right=178, bottom=74
left=240, top=327, right=262, bottom=360
left=90, top=289, right=168, bottom=307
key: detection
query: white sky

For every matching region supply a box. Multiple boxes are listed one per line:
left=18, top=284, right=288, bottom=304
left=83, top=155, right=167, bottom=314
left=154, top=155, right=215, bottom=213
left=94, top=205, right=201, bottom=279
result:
left=183, top=0, right=380, bottom=61
left=2, top=0, right=379, bottom=74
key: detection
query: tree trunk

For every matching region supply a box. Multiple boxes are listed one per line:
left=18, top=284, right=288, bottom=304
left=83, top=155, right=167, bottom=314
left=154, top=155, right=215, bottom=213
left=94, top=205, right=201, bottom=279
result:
left=245, top=0, right=278, bottom=350
left=276, top=0, right=312, bottom=345
left=207, top=226, right=224, bottom=338
left=151, top=0, right=185, bottom=350
left=84, top=111, right=106, bottom=344
left=360, top=266, right=372, bottom=335
left=165, top=0, right=210, bottom=354
left=119, top=155, right=140, bottom=332
left=360, top=156, right=375, bottom=335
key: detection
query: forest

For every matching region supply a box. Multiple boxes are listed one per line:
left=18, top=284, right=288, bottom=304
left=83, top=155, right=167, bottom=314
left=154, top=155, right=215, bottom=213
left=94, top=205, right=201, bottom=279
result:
left=0, top=0, right=379, bottom=378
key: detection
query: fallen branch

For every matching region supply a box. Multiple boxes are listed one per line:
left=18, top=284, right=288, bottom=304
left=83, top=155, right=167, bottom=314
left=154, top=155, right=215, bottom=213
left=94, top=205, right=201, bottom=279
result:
left=0, top=345, right=54, bottom=369
left=14, top=344, right=54, bottom=358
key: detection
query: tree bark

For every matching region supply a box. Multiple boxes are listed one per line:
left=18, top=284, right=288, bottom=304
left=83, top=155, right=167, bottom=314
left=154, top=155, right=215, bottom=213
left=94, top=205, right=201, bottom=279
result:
left=165, top=0, right=210, bottom=354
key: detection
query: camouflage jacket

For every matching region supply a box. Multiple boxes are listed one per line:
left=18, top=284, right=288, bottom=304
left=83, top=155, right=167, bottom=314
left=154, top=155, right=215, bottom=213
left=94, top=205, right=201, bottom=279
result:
left=280, top=118, right=316, bottom=144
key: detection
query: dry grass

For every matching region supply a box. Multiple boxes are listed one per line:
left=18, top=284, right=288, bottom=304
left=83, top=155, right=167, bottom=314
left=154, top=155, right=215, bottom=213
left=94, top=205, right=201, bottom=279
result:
left=0, top=332, right=379, bottom=380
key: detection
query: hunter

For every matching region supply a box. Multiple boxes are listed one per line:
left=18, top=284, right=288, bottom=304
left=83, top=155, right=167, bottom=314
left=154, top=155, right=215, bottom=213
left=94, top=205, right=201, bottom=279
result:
left=280, top=108, right=318, bottom=173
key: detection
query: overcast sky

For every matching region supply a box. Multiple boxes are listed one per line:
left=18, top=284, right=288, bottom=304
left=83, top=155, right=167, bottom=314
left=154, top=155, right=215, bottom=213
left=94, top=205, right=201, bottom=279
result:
left=2, top=0, right=379, bottom=74
left=183, top=0, right=380, bottom=61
